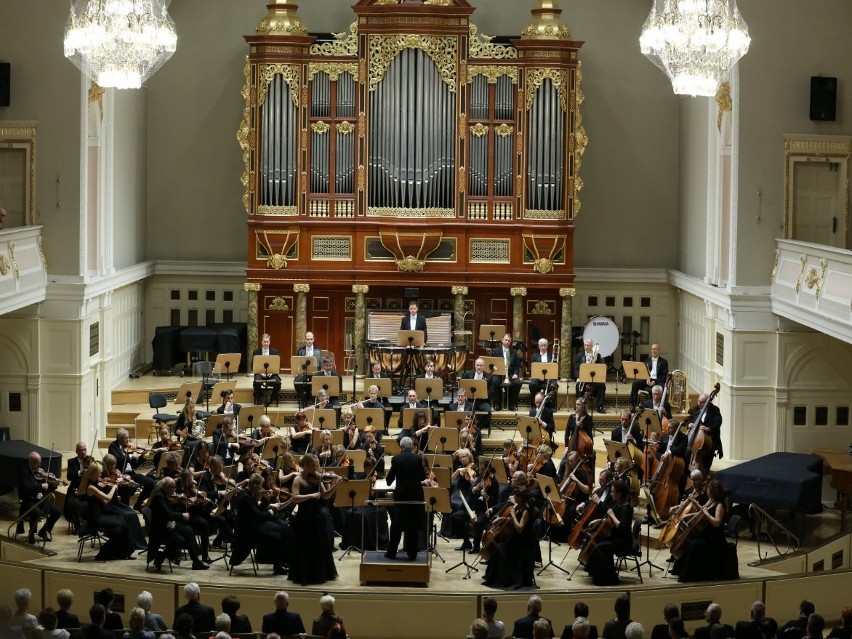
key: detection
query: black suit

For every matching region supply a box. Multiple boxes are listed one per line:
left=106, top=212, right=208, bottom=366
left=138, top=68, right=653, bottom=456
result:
left=734, top=619, right=762, bottom=639
left=173, top=600, right=216, bottom=635
left=253, top=347, right=281, bottom=404
left=642, top=397, right=672, bottom=419
left=694, top=623, right=734, bottom=639
left=262, top=609, right=305, bottom=636
left=107, top=440, right=156, bottom=508
left=690, top=401, right=723, bottom=461
left=211, top=428, right=239, bottom=463
left=229, top=614, right=253, bottom=634
left=400, top=313, right=428, bottom=344
left=64, top=456, right=87, bottom=529
left=529, top=404, right=555, bottom=444
left=295, top=344, right=324, bottom=407
left=629, top=355, right=669, bottom=406
left=656, top=429, right=688, bottom=461
left=17, top=465, right=61, bottom=539
left=574, top=350, right=606, bottom=411
left=529, top=350, right=558, bottom=399
left=488, top=345, right=522, bottom=409
left=386, top=450, right=426, bottom=559
left=56, top=610, right=80, bottom=630
left=461, top=371, right=493, bottom=418
left=149, top=490, right=201, bottom=566
left=610, top=423, right=645, bottom=450
left=512, top=613, right=554, bottom=639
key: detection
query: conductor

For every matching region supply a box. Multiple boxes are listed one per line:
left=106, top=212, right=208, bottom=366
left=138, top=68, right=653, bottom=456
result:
left=400, top=300, right=428, bottom=344
left=385, top=436, right=426, bottom=560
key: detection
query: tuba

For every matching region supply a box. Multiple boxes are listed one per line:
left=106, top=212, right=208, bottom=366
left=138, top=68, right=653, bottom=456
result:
left=191, top=419, right=206, bottom=439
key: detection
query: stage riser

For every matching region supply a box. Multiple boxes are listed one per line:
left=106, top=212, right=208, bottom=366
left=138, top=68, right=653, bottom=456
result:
left=359, top=551, right=430, bottom=585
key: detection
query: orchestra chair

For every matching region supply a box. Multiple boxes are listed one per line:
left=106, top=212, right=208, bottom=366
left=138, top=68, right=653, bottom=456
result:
left=725, top=513, right=742, bottom=545
left=149, top=393, right=179, bottom=435
left=614, top=519, right=644, bottom=584
left=76, top=524, right=107, bottom=562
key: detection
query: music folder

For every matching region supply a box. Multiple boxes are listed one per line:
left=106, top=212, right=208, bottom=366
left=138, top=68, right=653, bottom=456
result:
left=603, top=439, right=632, bottom=466
left=637, top=408, right=663, bottom=436
left=212, top=353, right=242, bottom=377
left=206, top=413, right=229, bottom=437
left=308, top=408, right=339, bottom=433
left=397, top=329, right=425, bottom=347
left=252, top=355, right=281, bottom=376
left=239, top=405, right=267, bottom=432
left=344, top=449, right=366, bottom=473
left=291, top=355, right=318, bottom=376
left=622, top=360, right=649, bottom=381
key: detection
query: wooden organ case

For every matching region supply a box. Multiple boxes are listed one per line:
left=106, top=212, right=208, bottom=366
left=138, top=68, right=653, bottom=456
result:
left=240, top=0, right=586, bottom=374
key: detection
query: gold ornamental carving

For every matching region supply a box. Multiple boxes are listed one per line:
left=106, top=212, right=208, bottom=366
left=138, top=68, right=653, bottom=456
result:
left=367, top=207, right=454, bottom=218
left=257, top=229, right=299, bottom=270
left=451, top=286, right=468, bottom=295
left=459, top=166, right=466, bottom=194
left=495, top=124, right=514, bottom=137
left=533, top=258, right=554, bottom=274
left=510, top=287, right=527, bottom=297
left=530, top=300, right=554, bottom=315
left=521, top=0, right=572, bottom=41
left=0, top=255, right=9, bottom=277
left=470, top=123, right=489, bottom=137
left=293, top=283, right=311, bottom=294
left=358, top=165, right=366, bottom=191
left=255, top=2, right=308, bottom=36
left=352, top=284, right=369, bottom=294
left=37, top=236, right=47, bottom=271
left=358, top=112, right=366, bottom=138
left=243, top=283, right=262, bottom=293
left=795, top=254, right=806, bottom=294
left=398, top=256, right=425, bottom=272
left=716, top=81, right=732, bottom=132
left=468, top=65, right=519, bottom=85
left=268, top=297, right=290, bottom=311
left=468, top=23, right=518, bottom=60
left=7, top=242, right=19, bottom=281
left=311, top=121, right=331, bottom=135
left=770, top=249, right=780, bottom=284
left=368, top=34, right=457, bottom=92
left=424, top=0, right=452, bottom=5
left=309, top=22, right=358, bottom=57
left=308, top=62, right=359, bottom=82
left=559, top=287, right=576, bottom=297
left=336, top=121, right=355, bottom=135
left=237, top=57, right=252, bottom=215
left=816, top=258, right=827, bottom=299
left=526, top=68, right=568, bottom=112
left=379, top=231, right=443, bottom=272
left=258, top=64, right=301, bottom=107
left=805, top=267, right=819, bottom=290
left=88, top=81, right=104, bottom=121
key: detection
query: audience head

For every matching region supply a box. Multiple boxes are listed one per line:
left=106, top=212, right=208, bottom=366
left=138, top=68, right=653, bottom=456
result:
left=214, top=633, right=231, bottom=639
left=573, top=617, right=591, bottom=639
left=221, top=595, right=241, bottom=618
left=89, top=604, right=106, bottom=627
left=56, top=589, right=74, bottom=611
left=751, top=601, right=766, bottom=622
left=533, top=618, right=552, bottom=639
left=614, top=594, right=631, bottom=620
left=274, top=591, right=290, bottom=610
left=706, top=604, right=722, bottom=624
left=215, top=613, right=232, bottom=632
left=527, top=595, right=543, bottom=614
left=136, top=591, right=153, bottom=612
left=174, top=613, right=194, bottom=636
left=575, top=603, right=590, bottom=618
left=38, top=608, right=59, bottom=632
left=320, top=594, right=336, bottom=613
left=663, top=604, right=679, bottom=622
left=14, top=588, right=32, bottom=611
left=184, top=582, right=201, bottom=602
left=128, top=608, right=146, bottom=632
left=0, top=605, right=12, bottom=626
left=470, top=618, right=489, bottom=639
left=625, top=622, right=645, bottom=639
left=483, top=597, right=498, bottom=619
left=759, top=618, right=778, bottom=639
left=840, top=607, right=852, bottom=628
left=669, top=618, right=688, bottom=639
left=807, top=614, right=825, bottom=637
left=800, top=601, right=816, bottom=618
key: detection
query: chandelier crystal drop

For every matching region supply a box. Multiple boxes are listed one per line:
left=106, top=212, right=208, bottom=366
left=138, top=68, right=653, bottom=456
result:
left=639, top=0, right=750, bottom=97
left=64, top=0, right=177, bottom=90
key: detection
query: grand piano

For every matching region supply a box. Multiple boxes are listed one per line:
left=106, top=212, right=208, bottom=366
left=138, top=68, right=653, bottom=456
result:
left=0, top=440, right=62, bottom=495
left=812, top=448, right=852, bottom=529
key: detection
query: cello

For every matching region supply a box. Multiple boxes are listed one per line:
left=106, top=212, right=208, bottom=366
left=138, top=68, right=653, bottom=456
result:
left=642, top=372, right=672, bottom=478
left=480, top=502, right=515, bottom=560
left=686, top=383, right=720, bottom=477
left=669, top=496, right=717, bottom=559
left=646, top=419, right=686, bottom=521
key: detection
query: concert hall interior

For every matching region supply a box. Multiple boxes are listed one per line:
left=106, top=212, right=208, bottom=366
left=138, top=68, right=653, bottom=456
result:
left=1, top=1, right=852, bottom=638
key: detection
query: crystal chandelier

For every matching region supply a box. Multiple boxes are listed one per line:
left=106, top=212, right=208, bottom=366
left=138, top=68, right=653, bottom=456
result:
left=64, top=0, right=177, bottom=90
left=639, top=0, right=750, bottom=97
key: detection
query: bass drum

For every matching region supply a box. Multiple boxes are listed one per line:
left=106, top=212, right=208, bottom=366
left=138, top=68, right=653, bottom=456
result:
left=582, top=316, right=620, bottom=357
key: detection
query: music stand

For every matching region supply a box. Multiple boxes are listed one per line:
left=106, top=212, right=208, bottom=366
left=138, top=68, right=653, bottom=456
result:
left=333, top=479, right=370, bottom=559
left=431, top=466, right=452, bottom=489
left=156, top=447, right=185, bottom=474
left=401, top=407, right=432, bottom=429
left=415, top=378, right=443, bottom=407
left=478, top=324, right=506, bottom=346
left=311, top=428, right=344, bottom=448
left=622, top=360, right=649, bottom=382
left=458, top=379, right=487, bottom=404
left=397, top=330, right=425, bottom=348
left=446, top=491, right=478, bottom=578
left=383, top=439, right=401, bottom=456
left=253, top=355, right=281, bottom=407
left=206, top=413, right=229, bottom=437
left=518, top=416, right=544, bottom=443
left=213, top=353, right=241, bottom=379
left=427, top=453, right=454, bottom=469
left=427, top=427, right=459, bottom=454
left=311, top=375, right=340, bottom=400
left=344, top=449, right=366, bottom=472
left=423, top=485, right=451, bottom=562
left=364, top=377, right=391, bottom=398
left=531, top=361, right=559, bottom=391
left=355, top=407, right=384, bottom=433
left=239, top=405, right=266, bottom=434
left=309, top=409, right=339, bottom=433
left=604, top=439, right=633, bottom=468
left=211, top=485, right=240, bottom=518
left=484, top=456, right=509, bottom=484
left=260, top=435, right=287, bottom=459
left=442, top=410, right=468, bottom=431
left=536, top=474, right=570, bottom=575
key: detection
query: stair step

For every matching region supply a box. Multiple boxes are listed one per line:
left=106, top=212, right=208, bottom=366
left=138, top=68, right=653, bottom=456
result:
left=106, top=424, right=137, bottom=438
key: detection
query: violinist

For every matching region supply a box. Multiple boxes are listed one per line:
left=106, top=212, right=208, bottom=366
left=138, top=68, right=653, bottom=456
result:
left=251, top=415, right=277, bottom=452
left=366, top=362, right=393, bottom=430
left=458, top=427, right=478, bottom=462
left=188, top=441, right=212, bottom=479
left=329, top=444, right=351, bottom=474
left=64, top=442, right=90, bottom=533
left=150, top=426, right=180, bottom=469
left=530, top=392, right=556, bottom=447
left=485, top=470, right=529, bottom=533
left=147, top=476, right=208, bottom=572
left=482, top=488, right=536, bottom=589
left=313, top=429, right=335, bottom=465
left=82, top=461, right=134, bottom=560
left=216, top=388, right=241, bottom=418
left=17, top=451, right=62, bottom=544
left=231, top=473, right=290, bottom=575
left=398, top=409, right=432, bottom=453
left=671, top=479, right=733, bottom=582
left=155, top=451, right=183, bottom=480
left=236, top=452, right=259, bottom=482
left=502, top=439, right=520, bottom=477
left=340, top=410, right=363, bottom=450
left=642, top=385, right=672, bottom=419
left=456, top=458, right=500, bottom=553
left=566, top=398, right=594, bottom=445
left=174, top=469, right=213, bottom=564
left=211, top=417, right=240, bottom=464
left=361, top=429, right=384, bottom=479
left=583, top=479, right=633, bottom=586
left=109, top=429, right=157, bottom=510
left=98, top=454, right=148, bottom=552
left=443, top=448, right=477, bottom=539
left=288, top=453, right=340, bottom=585
left=197, top=455, right=233, bottom=549
left=276, top=451, right=301, bottom=491
left=290, top=410, right=315, bottom=454
left=576, top=469, right=614, bottom=517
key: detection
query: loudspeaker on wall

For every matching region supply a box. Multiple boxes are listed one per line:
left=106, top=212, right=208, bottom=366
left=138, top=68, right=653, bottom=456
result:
left=0, top=63, right=10, bottom=107
left=810, top=76, right=837, bottom=121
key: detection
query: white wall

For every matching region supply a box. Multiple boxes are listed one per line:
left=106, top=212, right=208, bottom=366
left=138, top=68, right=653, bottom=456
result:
left=112, top=90, right=149, bottom=269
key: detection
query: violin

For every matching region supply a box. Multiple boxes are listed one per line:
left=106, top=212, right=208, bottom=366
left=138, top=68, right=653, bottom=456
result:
left=34, top=469, right=68, bottom=487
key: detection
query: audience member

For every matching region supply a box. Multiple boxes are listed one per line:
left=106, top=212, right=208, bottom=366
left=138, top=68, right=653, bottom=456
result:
left=136, top=591, right=167, bottom=632
left=570, top=617, right=592, bottom=639
left=214, top=634, right=231, bottom=639
left=221, top=596, right=252, bottom=634
left=55, top=590, right=80, bottom=630
left=123, top=608, right=155, bottom=639
left=11, top=588, right=38, bottom=632
left=694, top=604, right=733, bottom=639
left=174, top=583, right=216, bottom=635
left=1, top=604, right=26, bottom=639
left=77, top=605, right=113, bottom=639
left=326, top=622, right=347, bottom=639
left=311, top=595, right=343, bottom=638
left=626, top=623, right=646, bottom=639
left=759, top=619, right=777, bottom=639
left=482, top=597, right=505, bottom=639
left=562, top=604, right=599, bottom=639
left=669, top=618, right=689, bottom=639
left=214, top=613, right=231, bottom=635
left=652, top=605, right=680, bottom=639
left=603, top=595, right=633, bottom=639
left=470, top=618, right=489, bottom=639
left=96, top=589, right=123, bottom=631
left=778, top=602, right=815, bottom=639
left=827, top=607, right=852, bottom=639
left=512, top=596, right=554, bottom=639
left=534, top=618, right=554, bottom=639
left=711, top=624, right=732, bottom=639
left=34, top=608, right=70, bottom=639
left=734, top=602, right=766, bottom=639
left=262, top=592, right=305, bottom=637
left=173, top=613, right=196, bottom=639
left=804, top=614, right=825, bottom=639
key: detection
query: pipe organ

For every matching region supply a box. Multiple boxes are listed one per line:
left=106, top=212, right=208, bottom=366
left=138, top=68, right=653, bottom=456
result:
left=240, top=0, right=586, bottom=367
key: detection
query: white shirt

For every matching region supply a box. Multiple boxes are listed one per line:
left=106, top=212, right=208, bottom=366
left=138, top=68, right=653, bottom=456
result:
left=262, top=348, right=270, bottom=356
left=409, top=315, right=417, bottom=330
left=649, top=357, right=658, bottom=378
left=539, top=351, right=549, bottom=363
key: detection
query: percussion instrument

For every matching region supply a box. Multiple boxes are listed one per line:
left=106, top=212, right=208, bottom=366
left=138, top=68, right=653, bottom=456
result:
left=582, top=316, right=620, bottom=357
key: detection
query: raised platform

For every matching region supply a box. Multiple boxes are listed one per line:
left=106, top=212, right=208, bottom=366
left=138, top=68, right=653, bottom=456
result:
left=359, top=550, right=430, bottom=586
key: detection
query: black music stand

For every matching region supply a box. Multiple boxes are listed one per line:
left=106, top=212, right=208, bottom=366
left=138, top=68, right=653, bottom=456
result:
left=536, top=474, right=569, bottom=576
left=291, top=355, right=318, bottom=409
left=424, top=486, right=450, bottom=563
left=252, top=355, right=281, bottom=407
left=636, top=496, right=666, bottom=577
left=478, top=324, right=505, bottom=350
left=213, top=353, right=241, bottom=380
left=334, top=479, right=370, bottom=560
left=446, top=492, right=478, bottom=578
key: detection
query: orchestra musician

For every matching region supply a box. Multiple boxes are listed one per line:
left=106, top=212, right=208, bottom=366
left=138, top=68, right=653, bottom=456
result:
left=642, top=385, right=672, bottom=419
left=253, top=333, right=281, bottom=405
left=556, top=451, right=592, bottom=523
left=231, top=472, right=290, bottom=575
left=150, top=426, right=180, bottom=469
left=314, top=357, right=342, bottom=407
left=211, top=417, right=241, bottom=465
left=276, top=452, right=301, bottom=490
left=398, top=389, right=429, bottom=428
left=655, top=419, right=689, bottom=496
left=82, top=461, right=134, bottom=560
left=630, top=343, right=669, bottom=409
left=483, top=470, right=530, bottom=540
left=441, top=448, right=477, bottom=538
left=188, top=441, right=212, bottom=479
left=64, top=441, right=90, bottom=533
left=611, top=410, right=646, bottom=450
left=99, top=454, right=148, bottom=552
left=109, top=429, right=157, bottom=510
left=401, top=300, right=428, bottom=344
left=288, top=454, right=340, bottom=584
left=529, top=338, right=556, bottom=400
left=251, top=415, right=279, bottom=456
left=290, top=410, right=315, bottom=454
left=416, top=358, right=440, bottom=381
left=313, top=430, right=335, bottom=465
left=366, top=362, right=392, bottom=429
left=215, top=388, right=241, bottom=418
left=530, top=392, right=556, bottom=446
left=294, top=331, right=323, bottom=408
left=576, top=469, right=614, bottom=517
left=482, top=488, right=536, bottom=589
left=147, top=476, right=208, bottom=572
left=687, top=392, right=724, bottom=472
left=340, top=410, right=363, bottom=449
left=583, top=479, right=633, bottom=586
left=398, top=409, right=433, bottom=454
left=566, top=398, right=594, bottom=445
left=455, top=457, right=500, bottom=553
left=449, top=387, right=488, bottom=447
left=312, top=389, right=339, bottom=429
left=153, top=451, right=183, bottom=481
left=17, top=451, right=62, bottom=544
left=490, top=333, right=522, bottom=411
left=461, top=359, right=495, bottom=426
left=174, top=398, right=202, bottom=445
left=174, top=469, right=213, bottom=564
left=361, top=429, right=385, bottom=478
left=502, top=439, right=520, bottom=478
left=575, top=339, right=607, bottom=413
left=385, top=437, right=426, bottom=561
left=197, top=455, right=234, bottom=549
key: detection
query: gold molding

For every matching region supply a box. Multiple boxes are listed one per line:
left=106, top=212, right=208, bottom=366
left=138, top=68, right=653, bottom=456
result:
left=368, top=34, right=457, bottom=92
left=526, top=68, right=568, bottom=112
left=311, top=121, right=331, bottom=135
left=530, top=300, right=553, bottom=315
left=268, top=296, right=290, bottom=311
left=451, top=286, right=468, bottom=295
left=336, top=121, right=355, bottom=135
left=559, top=287, right=576, bottom=297
left=244, top=283, right=262, bottom=293
left=293, top=283, right=311, bottom=294
left=367, top=207, right=455, bottom=218
left=468, top=65, right=519, bottom=85
left=770, top=249, right=780, bottom=284
left=795, top=254, right=806, bottom=294
left=258, top=64, right=301, bottom=107
left=468, top=23, right=518, bottom=60
left=309, top=22, right=358, bottom=57
left=716, top=81, right=732, bottom=132
left=509, top=287, right=527, bottom=297
left=397, top=256, right=426, bottom=272
left=37, top=236, right=47, bottom=271
left=495, top=124, right=514, bottom=137
left=0, top=255, right=9, bottom=277
left=470, top=123, right=489, bottom=137
left=8, top=242, right=19, bottom=281
left=237, top=57, right=251, bottom=215
left=524, top=209, right=566, bottom=220
left=816, top=258, right=828, bottom=300
left=308, top=62, right=359, bottom=82
left=352, top=284, right=369, bottom=294
left=256, top=2, right=308, bottom=35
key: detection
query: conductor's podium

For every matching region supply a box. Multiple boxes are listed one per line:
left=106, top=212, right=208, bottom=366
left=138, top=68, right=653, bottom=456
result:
left=360, top=551, right=431, bottom=586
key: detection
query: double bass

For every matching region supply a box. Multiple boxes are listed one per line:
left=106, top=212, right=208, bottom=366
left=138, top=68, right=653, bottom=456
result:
left=686, top=383, right=720, bottom=477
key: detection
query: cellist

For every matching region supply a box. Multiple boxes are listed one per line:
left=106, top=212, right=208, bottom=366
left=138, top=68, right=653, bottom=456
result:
left=670, top=479, right=731, bottom=582
left=655, top=419, right=689, bottom=496
left=565, top=398, right=594, bottom=446
left=583, top=479, right=633, bottom=586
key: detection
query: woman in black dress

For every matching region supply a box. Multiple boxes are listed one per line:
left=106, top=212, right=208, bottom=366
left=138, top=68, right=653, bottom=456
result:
left=288, top=453, right=341, bottom=585
left=672, top=479, right=735, bottom=582
left=83, top=461, right=135, bottom=560
left=482, top=488, right=536, bottom=589
left=584, top=479, right=633, bottom=586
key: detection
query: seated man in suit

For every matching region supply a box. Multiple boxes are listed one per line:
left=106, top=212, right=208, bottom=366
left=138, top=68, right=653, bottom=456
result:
left=314, top=356, right=342, bottom=406
left=574, top=339, right=606, bottom=413
left=400, top=300, right=428, bottom=344
left=17, top=451, right=62, bottom=544
left=252, top=333, right=281, bottom=405
left=642, top=384, right=672, bottom=419
left=529, top=338, right=557, bottom=400
left=611, top=410, right=645, bottom=450
left=512, top=595, right=555, bottom=639
left=449, top=388, right=488, bottom=446
left=629, top=343, right=668, bottom=408
left=173, top=583, right=216, bottom=634
left=461, top=358, right=494, bottom=435
left=262, top=591, right=305, bottom=637
left=150, top=479, right=209, bottom=572
left=529, top=392, right=556, bottom=446
left=211, top=417, right=241, bottom=466
left=109, top=429, right=157, bottom=510
left=490, top=333, right=522, bottom=411
left=294, top=331, right=323, bottom=408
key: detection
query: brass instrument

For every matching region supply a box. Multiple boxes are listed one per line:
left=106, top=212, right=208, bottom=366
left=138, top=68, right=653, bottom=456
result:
left=548, top=338, right=560, bottom=396
left=191, top=419, right=206, bottom=440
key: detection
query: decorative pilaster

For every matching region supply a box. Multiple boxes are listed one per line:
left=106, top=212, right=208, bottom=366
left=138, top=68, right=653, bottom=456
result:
left=559, top=288, right=575, bottom=380
left=244, top=283, right=262, bottom=372
left=352, top=284, right=369, bottom=375
left=293, top=283, right=310, bottom=346
left=451, top=286, right=468, bottom=334
left=510, top=287, right=526, bottom=341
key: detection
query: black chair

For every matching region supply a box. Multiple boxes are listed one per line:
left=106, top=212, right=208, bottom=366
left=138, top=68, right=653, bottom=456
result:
left=615, top=519, right=644, bottom=583
left=725, top=513, right=742, bottom=544
left=149, top=393, right=178, bottom=427
left=76, top=525, right=106, bottom=562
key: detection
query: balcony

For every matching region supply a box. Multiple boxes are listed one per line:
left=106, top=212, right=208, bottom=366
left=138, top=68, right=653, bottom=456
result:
left=0, top=225, right=48, bottom=315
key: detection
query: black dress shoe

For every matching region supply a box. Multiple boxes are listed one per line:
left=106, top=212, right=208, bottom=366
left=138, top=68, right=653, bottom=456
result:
left=273, top=564, right=288, bottom=575
left=38, top=529, right=52, bottom=542
left=455, top=543, right=472, bottom=552
left=26, top=533, right=35, bottom=545
left=191, top=560, right=209, bottom=570
left=202, top=556, right=213, bottom=564
left=384, top=552, right=397, bottom=560
left=471, top=546, right=481, bottom=554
